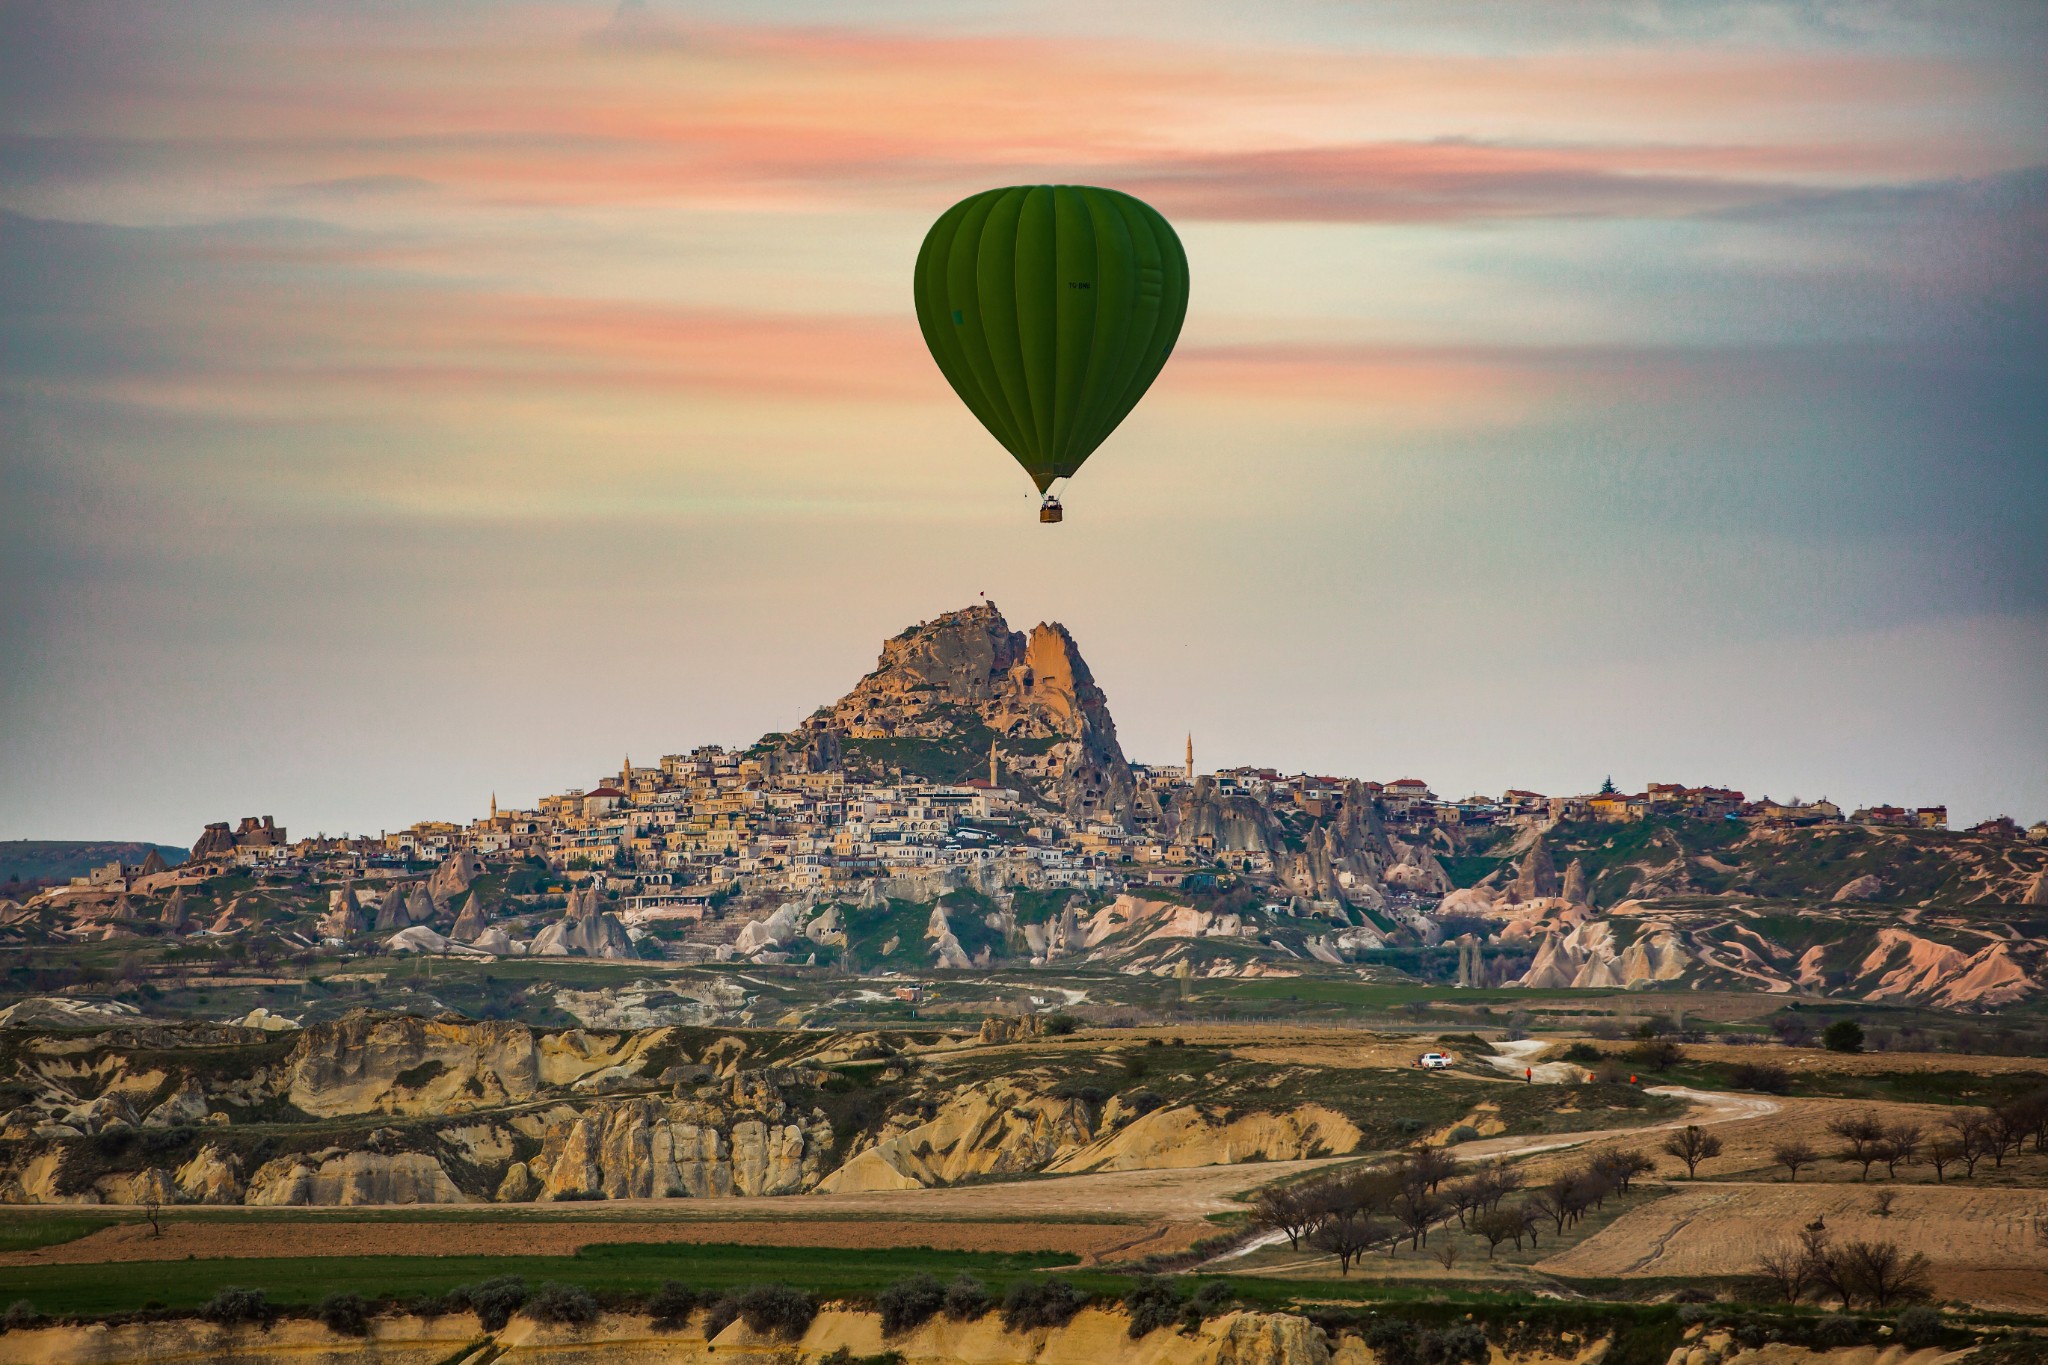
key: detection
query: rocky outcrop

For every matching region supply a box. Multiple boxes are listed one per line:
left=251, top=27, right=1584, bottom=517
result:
left=175, top=1145, right=244, bottom=1203
left=1560, top=858, right=1589, bottom=906
left=247, top=1149, right=468, bottom=1206
left=528, top=1088, right=833, bottom=1200
left=188, top=822, right=237, bottom=860
left=1854, top=927, right=2033, bottom=1010
left=323, top=884, right=369, bottom=938
left=428, top=849, right=484, bottom=908
left=1050, top=1102, right=1362, bottom=1174
left=1166, top=779, right=1284, bottom=855
left=1277, top=785, right=1391, bottom=906
left=818, top=1080, right=1096, bottom=1192
left=284, top=1013, right=670, bottom=1118
left=372, top=882, right=412, bottom=933
left=449, top=892, right=491, bottom=942
left=532, top=884, right=634, bottom=958
left=817, top=602, right=1133, bottom=821
left=1510, top=841, right=1560, bottom=901
left=1832, top=874, right=1883, bottom=902
left=0, top=1307, right=1971, bottom=1365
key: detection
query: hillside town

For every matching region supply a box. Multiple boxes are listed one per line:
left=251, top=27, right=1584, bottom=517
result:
left=6, top=604, right=2046, bottom=1007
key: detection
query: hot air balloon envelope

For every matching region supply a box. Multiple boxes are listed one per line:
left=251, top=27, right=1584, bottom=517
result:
left=914, top=185, right=1189, bottom=497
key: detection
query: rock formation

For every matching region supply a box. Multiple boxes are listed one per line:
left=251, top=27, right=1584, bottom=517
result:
left=1832, top=873, right=1884, bottom=902
left=2023, top=869, right=2048, bottom=907
left=1560, top=858, right=1590, bottom=906
left=449, top=892, right=491, bottom=942
left=427, top=849, right=484, bottom=908
left=324, top=884, right=369, bottom=938
left=188, top=822, right=237, bottom=859
left=814, top=602, right=1133, bottom=821
left=159, top=889, right=191, bottom=931
left=406, top=883, right=438, bottom=925
left=531, top=884, right=634, bottom=958
left=1510, top=841, right=1560, bottom=901
left=372, top=883, right=411, bottom=932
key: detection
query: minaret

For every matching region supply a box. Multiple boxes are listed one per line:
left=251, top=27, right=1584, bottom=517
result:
left=1185, top=734, right=1194, bottom=782
left=490, top=792, right=498, bottom=820
left=621, top=754, right=631, bottom=789
left=989, top=739, right=1000, bottom=789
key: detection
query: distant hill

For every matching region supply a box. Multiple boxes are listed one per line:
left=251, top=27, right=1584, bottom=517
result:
left=0, top=841, right=188, bottom=889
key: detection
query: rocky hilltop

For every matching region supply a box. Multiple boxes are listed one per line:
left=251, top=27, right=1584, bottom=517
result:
left=807, top=601, right=1133, bottom=819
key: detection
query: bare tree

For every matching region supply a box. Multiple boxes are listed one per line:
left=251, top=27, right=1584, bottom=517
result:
left=1927, top=1138, right=1959, bottom=1183
left=1772, top=1139, right=1819, bottom=1182
left=1252, top=1183, right=1322, bottom=1251
left=142, top=1190, right=162, bottom=1239
left=1882, top=1122, right=1923, bottom=1178
left=1309, top=1208, right=1380, bottom=1276
left=1405, top=1143, right=1459, bottom=1194
left=1838, top=1239, right=1934, bottom=1308
left=1593, top=1149, right=1655, bottom=1194
left=1752, top=1243, right=1812, bottom=1303
left=1945, top=1110, right=1993, bottom=1178
left=1469, top=1204, right=1524, bottom=1259
left=1661, top=1125, right=1723, bottom=1179
left=1828, top=1112, right=1886, bottom=1181
left=1869, top=1189, right=1898, bottom=1218
left=1443, top=1176, right=1486, bottom=1230
left=1393, top=1179, right=1445, bottom=1250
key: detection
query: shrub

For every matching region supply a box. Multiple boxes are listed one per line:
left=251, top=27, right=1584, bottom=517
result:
left=1124, top=1090, right=1164, bottom=1116
left=1561, top=1043, right=1603, bottom=1063
left=1425, top=1321, right=1490, bottom=1365
left=1811, top=1315, right=1866, bottom=1348
left=702, top=1295, right=741, bottom=1339
left=736, top=1283, right=817, bottom=1340
left=1895, top=1307, right=1945, bottom=1348
left=878, top=1273, right=946, bottom=1336
left=316, top=1292, right=371, bottom=1337
left=1823, top=1020, right=1865, bottom=1054
left=1045, top=1015, right=1079, bottom=1036
left=1186, top=1281, right=1235, bottom=1318
left=1677, top=1304, right=1712, bottom=1325
left=449, top=1275, right=528, bottom=1332
left=1728, top=1062, right=1793, bottom=1095
left=1629, top=1038, right=1683, bottom=1071
left=646, top=1280, right=697, bottom=1330
left=199, top=1287, right=274, bottom=1327
left=943, top=1274, right=992, bottom=1322
left=1122, top=1278, right=1182, bottom=1339
left=1, top=1300, right=42, bottom=1332
left=1446, top=1125, right=1480, bottom=1145
left=1001, top=1278, right=1087, bottom=1331
left=524, top=1282, right=600, bottom=1327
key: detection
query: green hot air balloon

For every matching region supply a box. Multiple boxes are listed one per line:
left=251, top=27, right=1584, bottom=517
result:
left=914, top=185, right=1189, bottom=522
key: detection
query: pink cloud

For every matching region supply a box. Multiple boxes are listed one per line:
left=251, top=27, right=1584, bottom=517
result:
left=20, top=8, right=2032, bottom=223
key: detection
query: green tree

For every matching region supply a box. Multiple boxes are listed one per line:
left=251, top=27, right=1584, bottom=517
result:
left=1823, top=1019, right=1866, bottom=1054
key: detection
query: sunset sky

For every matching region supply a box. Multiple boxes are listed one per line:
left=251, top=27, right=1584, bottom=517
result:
left=3, top=0, right=2044, bottom=842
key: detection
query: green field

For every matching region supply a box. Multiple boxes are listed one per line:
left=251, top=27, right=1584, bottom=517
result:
left=0, top=1236, right=1641, bottom=1320
left=0, top=1242, right=1079, bottom=1317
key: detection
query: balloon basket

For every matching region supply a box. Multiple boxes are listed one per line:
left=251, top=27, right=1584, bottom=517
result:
left=1038, top=497, right=1063, bottom=524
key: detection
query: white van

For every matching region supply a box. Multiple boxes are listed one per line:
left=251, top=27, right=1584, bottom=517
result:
left=1417, top=1052, right=1453, bottom=1069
